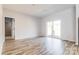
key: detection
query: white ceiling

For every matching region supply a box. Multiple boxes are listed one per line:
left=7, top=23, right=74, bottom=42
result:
left=3, top=4, right=75, bottom=18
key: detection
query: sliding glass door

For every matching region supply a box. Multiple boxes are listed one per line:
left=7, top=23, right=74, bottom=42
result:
left=46, top=20, right=61, bottom=38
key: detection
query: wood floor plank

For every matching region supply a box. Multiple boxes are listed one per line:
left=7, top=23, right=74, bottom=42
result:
left=2, top=37, right=79, bottom=55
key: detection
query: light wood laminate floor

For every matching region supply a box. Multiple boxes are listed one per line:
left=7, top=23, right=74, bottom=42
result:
left=2, top=37, right=79, bottom=55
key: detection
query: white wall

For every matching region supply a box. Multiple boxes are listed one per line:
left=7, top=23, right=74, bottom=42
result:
left=76, top=4, right=79, bottom=45
left=36, top=18, right=43, bottom=37
left=3, top=9, right=39, bottom=40
left=41, top=7, right=76, bottom=42
left=0, top=5, right=4, bottom=54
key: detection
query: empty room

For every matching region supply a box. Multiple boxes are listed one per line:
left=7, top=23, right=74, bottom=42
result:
left=0, top=4, right=79, bottom=55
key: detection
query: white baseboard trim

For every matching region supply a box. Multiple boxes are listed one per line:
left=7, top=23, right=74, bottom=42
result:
left=15, top=36, right=39, bottom=40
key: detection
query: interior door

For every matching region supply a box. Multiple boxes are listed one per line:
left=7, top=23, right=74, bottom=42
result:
left=5, top=17, right=12, bottom=37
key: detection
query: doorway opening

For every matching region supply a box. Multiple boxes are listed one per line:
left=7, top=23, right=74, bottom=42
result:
left=46, top=20, right=61, bottom=38
left=5, top=17, right=15, bottom=40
